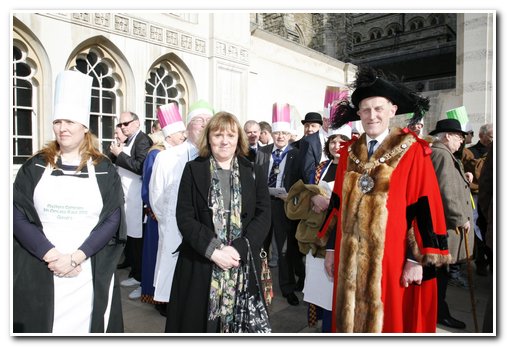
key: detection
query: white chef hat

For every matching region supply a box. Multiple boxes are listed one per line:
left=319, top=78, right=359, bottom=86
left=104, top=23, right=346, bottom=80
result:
left=53, top=70, right=93, bottom=128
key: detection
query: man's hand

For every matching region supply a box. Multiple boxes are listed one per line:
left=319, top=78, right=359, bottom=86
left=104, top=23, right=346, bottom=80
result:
left=324, top=250, right=334, bottom=278
left=311, top=194, right=330, bottom=213
left=109, top=142, right=124, bottom=157
left=400, top=260, right=423, bottom=287
left=464, top=172, right=474, bottom=184
left=461, top=220, right=471, bottom=233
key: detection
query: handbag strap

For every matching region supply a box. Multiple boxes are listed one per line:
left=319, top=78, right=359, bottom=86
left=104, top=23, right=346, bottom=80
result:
left=244, top=238, right=267, bottom=307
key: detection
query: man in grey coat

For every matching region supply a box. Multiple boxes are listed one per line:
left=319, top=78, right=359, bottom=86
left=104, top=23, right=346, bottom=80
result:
left=429, top=118, right=474, bottom=330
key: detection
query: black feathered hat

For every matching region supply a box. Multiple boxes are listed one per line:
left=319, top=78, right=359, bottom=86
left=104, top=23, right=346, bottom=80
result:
left=330, top=66, right=430, bottom=130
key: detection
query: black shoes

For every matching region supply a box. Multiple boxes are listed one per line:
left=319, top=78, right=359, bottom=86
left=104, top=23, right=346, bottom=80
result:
left=438, top=316, right=466, bottom=329
left=155, top=303, right=167, bottom=317
left=283, top=292, right=299, bottom=306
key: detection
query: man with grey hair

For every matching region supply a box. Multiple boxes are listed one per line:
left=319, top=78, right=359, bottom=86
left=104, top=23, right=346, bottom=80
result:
left=109, top=111, right=153, bottom=300
left=243, top=120, right=261, bottom=162
left=429, top=118, right=474, bottom=330
left=462, top=122, right=493, bottom=276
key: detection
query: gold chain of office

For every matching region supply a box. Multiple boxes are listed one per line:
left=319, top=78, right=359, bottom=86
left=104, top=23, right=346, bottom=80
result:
left=347, top=137, right=415, bottom=193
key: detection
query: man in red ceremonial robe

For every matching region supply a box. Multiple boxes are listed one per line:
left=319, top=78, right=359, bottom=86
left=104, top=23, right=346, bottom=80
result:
left=320, top=66, right=451, bottom=333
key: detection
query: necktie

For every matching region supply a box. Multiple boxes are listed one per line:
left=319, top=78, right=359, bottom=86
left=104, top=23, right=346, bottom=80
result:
left=268, top=149, right=282, bottom=187
left=367, top=139, right=377, bottom=159
left=249, top=147, right=257, bottom=159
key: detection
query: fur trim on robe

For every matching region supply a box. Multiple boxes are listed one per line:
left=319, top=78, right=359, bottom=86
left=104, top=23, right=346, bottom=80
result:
left=336, top=129, right=449, bottom=333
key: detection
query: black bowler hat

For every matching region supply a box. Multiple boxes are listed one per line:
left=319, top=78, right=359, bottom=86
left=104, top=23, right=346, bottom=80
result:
left=429, top=119, right=468, bottom=136
left=301, top=112, right=323, bottom=125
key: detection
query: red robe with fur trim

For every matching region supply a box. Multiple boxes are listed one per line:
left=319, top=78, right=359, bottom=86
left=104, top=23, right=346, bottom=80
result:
left=320, top=128, right=450, bottom=333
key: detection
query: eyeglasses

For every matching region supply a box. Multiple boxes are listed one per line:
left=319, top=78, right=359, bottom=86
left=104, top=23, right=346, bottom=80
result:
left=272, top=131, right=291, bottom=137
left=117, top=119, right=135, bottom=128
left=452, top=133, right=465, bottom=141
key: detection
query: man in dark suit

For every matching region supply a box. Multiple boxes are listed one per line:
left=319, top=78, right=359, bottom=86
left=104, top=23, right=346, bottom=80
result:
left=109, top=111, right=153, bottom=300
left=256, top=128, right=305, bottom=306
left=298, top=112, right=329, bottom=183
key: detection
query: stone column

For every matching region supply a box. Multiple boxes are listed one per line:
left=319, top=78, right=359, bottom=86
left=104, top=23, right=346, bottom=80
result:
left=456, top=13, right=495, bottom=129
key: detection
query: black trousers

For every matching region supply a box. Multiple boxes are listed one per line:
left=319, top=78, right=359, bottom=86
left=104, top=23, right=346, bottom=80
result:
left=269, top=198, right=305, bottom=296
left=125, top=235, right=143, bottom=281
left=436, top=265, right=450, bottom=319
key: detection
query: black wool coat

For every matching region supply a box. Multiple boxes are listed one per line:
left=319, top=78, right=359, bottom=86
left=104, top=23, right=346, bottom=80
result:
left=165, top=155, right=271, bottom=333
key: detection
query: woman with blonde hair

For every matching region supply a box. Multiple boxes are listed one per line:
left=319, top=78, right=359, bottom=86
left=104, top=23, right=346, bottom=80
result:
left=13, top=70, right=126, bottom=333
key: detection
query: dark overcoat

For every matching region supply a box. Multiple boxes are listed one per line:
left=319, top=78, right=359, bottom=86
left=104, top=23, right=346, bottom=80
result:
left=166, top=155, right=271, bottom=333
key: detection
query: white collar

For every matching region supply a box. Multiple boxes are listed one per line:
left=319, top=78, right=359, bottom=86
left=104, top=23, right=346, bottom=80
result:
left=273, top=144, right=288, bottom=153
left=366, top=128, right=389, bottom=146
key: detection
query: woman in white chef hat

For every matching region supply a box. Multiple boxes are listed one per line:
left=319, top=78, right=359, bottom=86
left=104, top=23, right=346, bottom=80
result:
left=13, top=70, right=126, bottom=334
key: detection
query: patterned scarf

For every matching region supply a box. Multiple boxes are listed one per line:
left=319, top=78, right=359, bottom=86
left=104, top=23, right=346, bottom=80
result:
left=207, top=156, right=243, bottom=332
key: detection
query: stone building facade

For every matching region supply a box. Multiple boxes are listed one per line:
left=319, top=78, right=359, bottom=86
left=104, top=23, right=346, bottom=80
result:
left=12, top=12, right=353, bottom=173
left=11, top=12, right=493, bottom=174
left=253, top=12, right=494, bottom=136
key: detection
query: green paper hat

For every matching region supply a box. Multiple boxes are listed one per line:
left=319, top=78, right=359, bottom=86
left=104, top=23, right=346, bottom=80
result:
left=187, top=100, right=214, bottom=120
left=445, top=106, right=468, bottom=130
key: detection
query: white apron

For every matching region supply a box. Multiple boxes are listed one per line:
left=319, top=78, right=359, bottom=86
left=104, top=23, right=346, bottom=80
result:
left=33, top=160, right=107, bottom=333
left=303, top=253, right=333, bottom=310
left=118, top=133, right=143, bottom=238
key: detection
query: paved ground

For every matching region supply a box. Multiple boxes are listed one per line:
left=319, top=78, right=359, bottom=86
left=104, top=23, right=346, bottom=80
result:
left=118, top=261, right=493, bottom=335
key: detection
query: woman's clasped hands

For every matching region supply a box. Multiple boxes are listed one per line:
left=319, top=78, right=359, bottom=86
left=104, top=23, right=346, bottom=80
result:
left=211, top=245, right=241, bottom=271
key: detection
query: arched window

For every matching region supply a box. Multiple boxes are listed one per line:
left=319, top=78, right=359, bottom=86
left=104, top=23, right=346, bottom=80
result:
left=353, top=33, right=362, bottom=44
left=145, top=62, right=187, bottom=130
left=386, top=23, right=401, bottom=37
left=12, top=43, right=37, bottom=165
left=369, top=28, right=382, bottom=40
left=429, top=14, right=444, bottom=26
left=294, top=24, right=304, bottom=45
left=71, top=48, right=121, bottom=153
left=409, top=18, right=424, bottom=31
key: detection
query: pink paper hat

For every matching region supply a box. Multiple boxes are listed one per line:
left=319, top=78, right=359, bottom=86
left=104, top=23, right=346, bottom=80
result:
left=272, top=103, right=291, bottom=133
left=157, top=103, right=186, bottom=137
left=323, top=86, right=349, bottom=118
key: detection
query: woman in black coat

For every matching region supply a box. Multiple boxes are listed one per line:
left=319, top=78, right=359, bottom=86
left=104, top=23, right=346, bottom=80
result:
left=166, top=112, right=271, bottom=333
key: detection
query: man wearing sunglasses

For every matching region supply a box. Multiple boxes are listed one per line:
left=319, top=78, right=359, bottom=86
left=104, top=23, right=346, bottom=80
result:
left=109, top=111, right=153, bottom=300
